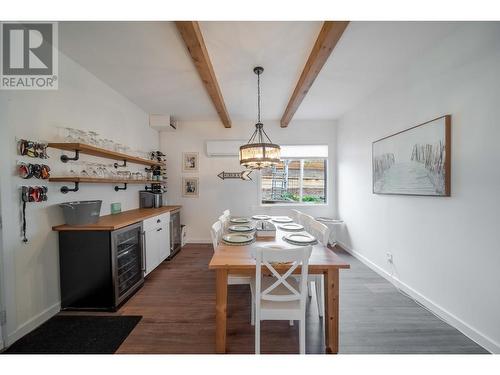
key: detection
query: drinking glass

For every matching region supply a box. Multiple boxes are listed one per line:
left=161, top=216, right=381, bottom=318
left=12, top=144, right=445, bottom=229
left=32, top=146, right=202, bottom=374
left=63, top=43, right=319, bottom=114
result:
left=102, top=139, right=114, bottom=150
left=64, top=128, right=78, bottom=142
left=114, top=143, right=125, bottom=153
left=88, top=131, right=99, bottom=146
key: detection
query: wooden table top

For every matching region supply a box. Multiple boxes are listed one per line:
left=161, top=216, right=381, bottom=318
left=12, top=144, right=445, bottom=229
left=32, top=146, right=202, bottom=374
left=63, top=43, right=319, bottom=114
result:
left=52, top=206, right=181, bottom=231
left=209, top=217, right=350, bottom=272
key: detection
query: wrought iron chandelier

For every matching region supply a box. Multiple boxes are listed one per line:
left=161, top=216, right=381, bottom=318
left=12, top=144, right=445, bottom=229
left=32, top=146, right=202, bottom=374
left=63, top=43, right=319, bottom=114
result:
left=239, top=66, right=281, bottom=170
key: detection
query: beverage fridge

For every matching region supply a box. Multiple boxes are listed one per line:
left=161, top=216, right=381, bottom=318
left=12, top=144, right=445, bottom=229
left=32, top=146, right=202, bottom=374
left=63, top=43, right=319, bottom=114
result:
left=58, top=222, right=144, bottom=310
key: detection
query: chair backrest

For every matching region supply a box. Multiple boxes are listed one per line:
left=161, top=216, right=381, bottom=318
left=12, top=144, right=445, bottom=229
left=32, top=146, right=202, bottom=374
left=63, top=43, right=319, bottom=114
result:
left=290, top=209, right=302, bottom=223
left=218, top=215, right=229, bottom=230
left=210, top=221, right=222, bottom=250
left=308, top=219, right=331, bottom=246
left=254, top=245, right=312, bottom=306
left=298, top=213, right=315, bottom=232
left=223, top=209, right=230, bottom=217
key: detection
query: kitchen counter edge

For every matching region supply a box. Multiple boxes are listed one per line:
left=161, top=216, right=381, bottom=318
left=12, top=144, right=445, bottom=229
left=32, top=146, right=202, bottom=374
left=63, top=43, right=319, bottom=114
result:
left=52, top=206, right=182, bottom=231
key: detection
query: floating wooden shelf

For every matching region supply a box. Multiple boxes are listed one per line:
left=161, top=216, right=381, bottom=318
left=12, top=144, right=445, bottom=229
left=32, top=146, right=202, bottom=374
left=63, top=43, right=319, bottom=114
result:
left=49, top=177, right=165, bottom=184
left=49, top=176, right=166, bottom=193
left=47, top=143, right=164, bottom=167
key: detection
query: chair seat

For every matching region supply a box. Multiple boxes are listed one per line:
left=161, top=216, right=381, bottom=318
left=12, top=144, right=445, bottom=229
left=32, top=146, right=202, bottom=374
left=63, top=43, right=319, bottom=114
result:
left=257, top=276, right=301, bottom=311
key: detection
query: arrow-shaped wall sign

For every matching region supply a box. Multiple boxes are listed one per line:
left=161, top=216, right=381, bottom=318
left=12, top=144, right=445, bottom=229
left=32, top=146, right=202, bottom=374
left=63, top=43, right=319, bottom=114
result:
left=217, top=170, right=253, bottom=181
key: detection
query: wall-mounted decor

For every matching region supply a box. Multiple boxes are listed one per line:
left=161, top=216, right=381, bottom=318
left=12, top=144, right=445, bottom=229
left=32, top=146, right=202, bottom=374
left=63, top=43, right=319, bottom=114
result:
left=217, top=170, right=253, bottom=181
left=182, top=152, right=199, bottom=172
left=182, top=177, right=199, bottom=198
left=372, top=115, right=451, bottom=196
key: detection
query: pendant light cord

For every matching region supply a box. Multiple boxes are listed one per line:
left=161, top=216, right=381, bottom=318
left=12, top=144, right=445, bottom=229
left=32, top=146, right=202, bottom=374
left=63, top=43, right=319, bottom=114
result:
left=257, top=69, right=261, bottom=124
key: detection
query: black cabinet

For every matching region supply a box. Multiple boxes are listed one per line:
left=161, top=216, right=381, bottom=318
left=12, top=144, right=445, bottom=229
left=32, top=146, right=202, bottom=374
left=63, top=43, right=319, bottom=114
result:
left=58, top=222, right=144, bottom=311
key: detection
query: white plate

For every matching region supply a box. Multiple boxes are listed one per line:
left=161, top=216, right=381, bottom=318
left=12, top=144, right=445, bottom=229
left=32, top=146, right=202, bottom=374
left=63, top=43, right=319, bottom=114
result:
left=252, top=214, right=271, bottom=220
left=222, top=233, right=254, bottom=243
left=228, top=224, right=255, bottom=232
left=230, top=217, right=251, bottom=224
left=283, top=233, right=317, bottom=244
left=278, top=223, right=304, bottom=231
left=272, top=216, right=293, bottom=223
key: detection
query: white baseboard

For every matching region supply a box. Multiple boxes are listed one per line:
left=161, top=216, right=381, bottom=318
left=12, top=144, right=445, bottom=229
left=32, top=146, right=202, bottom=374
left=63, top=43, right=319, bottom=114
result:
left=337, top=241, right=500, bottom=354
left=6, top=302, right=60, bottom=347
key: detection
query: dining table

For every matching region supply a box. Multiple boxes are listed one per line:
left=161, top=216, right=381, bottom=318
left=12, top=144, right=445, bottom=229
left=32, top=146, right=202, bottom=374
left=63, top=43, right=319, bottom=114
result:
left=208, top=216, right=350, bottom=354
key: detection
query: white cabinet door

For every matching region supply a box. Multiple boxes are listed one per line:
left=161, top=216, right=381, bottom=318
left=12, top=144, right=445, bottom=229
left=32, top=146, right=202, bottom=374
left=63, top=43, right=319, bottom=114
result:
left=144, top=227, right=159, bottom=276
left=143, top=213, right=171, bottom=275
left=157, top=213, right=170, bottom=262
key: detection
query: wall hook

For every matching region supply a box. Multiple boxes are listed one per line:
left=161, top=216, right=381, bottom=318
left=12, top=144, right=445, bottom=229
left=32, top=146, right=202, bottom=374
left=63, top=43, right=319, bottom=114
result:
left=61, top=182, right=79, bottom=194
left=114, top=183, right=128, bottom=191
left=61, top=150, right=80, bottom=163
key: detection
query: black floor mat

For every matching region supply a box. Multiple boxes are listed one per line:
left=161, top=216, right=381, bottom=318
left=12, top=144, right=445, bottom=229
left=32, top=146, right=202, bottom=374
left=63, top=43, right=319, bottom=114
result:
left=3, top=315, right=142, bottom=354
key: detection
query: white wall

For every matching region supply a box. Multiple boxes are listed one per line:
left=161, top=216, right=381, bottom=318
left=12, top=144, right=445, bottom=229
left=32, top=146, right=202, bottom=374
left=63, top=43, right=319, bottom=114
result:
left=335, top=22, right=500, bottom=353
left=160, top=120, right=337, bottom=242
left=0, top=51, right=158, bottom=345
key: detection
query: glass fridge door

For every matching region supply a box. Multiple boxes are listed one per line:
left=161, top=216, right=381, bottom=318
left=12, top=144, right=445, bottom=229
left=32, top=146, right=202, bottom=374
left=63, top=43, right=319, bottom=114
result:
left=112, top=223, right=144, bottom=304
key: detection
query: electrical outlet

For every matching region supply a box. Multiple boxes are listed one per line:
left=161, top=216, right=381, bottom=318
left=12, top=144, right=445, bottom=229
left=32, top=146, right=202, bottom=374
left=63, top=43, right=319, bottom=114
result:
left=386, top=252, right=393, bottom=264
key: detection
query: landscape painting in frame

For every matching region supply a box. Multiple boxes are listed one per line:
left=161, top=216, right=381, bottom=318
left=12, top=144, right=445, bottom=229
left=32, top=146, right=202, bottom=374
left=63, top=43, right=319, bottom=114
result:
left=372, top=115, right=451, bottom=196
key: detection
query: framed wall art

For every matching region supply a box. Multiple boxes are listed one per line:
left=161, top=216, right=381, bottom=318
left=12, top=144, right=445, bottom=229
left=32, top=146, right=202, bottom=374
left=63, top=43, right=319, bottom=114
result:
left=372, top=115, right=451, bottom=196
left=182, top=152, right=199, bottom=172
left=182, top=177, right=199, bottom=198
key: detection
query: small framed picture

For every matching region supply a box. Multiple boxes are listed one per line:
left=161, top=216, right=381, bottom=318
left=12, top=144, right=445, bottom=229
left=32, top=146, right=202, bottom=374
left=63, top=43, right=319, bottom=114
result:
left=182, top=152, right=199, bottom=172
left=182, top=177, right=199, bottom=198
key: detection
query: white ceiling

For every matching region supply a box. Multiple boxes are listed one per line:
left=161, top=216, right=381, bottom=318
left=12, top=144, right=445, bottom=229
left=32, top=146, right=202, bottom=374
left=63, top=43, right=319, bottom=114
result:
left=59, top=21, right=459, bottom=123
left=295, top=21, right=459, bottom=119
left=59, top=22, right=218, bottom=121
left=199, top=21, right=322, bottom=121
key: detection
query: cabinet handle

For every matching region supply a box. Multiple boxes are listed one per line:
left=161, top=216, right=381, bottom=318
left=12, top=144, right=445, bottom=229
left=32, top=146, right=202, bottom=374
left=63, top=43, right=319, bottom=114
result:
left=157, top=228, right=162, bottom=232
left=170, top=220, right=174, bottom=252
left=141, top=231, right=146, bottom=272
left=157, top=219, right=161, bottom=223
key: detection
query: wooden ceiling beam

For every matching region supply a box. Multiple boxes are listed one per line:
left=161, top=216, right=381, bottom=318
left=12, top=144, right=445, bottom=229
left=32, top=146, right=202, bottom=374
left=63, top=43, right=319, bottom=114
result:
left=280, top=21, right=349, bottom=128
left=176, top=21, right=231, bottom=128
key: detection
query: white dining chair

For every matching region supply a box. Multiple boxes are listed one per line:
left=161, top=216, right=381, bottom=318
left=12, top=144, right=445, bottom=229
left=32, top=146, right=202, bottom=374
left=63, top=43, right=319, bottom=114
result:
left=298, top=212, right=315, bottom=232
left=210, top=221, right=222, bottom=250
left=218, top=214, right=230, bottom=230
left=223, top=209, right=231, bottom=218
left=309, top=219, right=331, bottom=246
left=307, top=219, right=331, bottom=318
left=252, top=244, right=312, bottom=354
left=210, top=220, right=255, bottom=325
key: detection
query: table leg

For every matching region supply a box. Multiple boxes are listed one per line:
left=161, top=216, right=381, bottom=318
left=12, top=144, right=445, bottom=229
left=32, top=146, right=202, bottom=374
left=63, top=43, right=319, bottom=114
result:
left=215, top=269, right=228, bottom=354
left=324, top=268, right=339, bottom=354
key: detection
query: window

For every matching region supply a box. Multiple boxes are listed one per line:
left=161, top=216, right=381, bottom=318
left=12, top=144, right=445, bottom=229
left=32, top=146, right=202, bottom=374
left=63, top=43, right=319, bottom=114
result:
left=260, top=145, right=328, bottom=205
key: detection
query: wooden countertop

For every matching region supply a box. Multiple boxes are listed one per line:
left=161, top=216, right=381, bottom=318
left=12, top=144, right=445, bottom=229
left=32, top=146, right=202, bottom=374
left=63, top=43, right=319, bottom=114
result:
left=52, top=206, right=181, bottom=231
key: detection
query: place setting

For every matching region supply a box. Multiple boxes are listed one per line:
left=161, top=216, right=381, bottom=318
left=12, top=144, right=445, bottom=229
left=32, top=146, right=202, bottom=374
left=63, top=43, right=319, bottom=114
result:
left=251, top=214, right=271, bottom=220
left=282, top=232, right=318, bottom=246
left=230, top=217, right=252, bottom=224
left=271, top=216, right=294, bottom=223
left=221, top=232, right=255, bottom=246
left=277, top=222, right=305, bottom=232
left=228, top=223, right=255, bottom=233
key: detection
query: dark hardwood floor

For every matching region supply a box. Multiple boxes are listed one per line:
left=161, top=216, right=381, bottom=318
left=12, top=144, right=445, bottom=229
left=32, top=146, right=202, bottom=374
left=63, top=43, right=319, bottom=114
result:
left=62, top=244, right=488, bottom=354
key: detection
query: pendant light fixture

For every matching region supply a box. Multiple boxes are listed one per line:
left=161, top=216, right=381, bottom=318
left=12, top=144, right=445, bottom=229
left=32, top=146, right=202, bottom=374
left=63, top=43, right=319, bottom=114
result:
left=239, top=66, right=281, bottom=170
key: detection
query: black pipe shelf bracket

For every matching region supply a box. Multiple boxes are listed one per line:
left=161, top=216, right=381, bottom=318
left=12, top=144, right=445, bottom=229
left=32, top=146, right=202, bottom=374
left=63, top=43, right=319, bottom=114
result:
left=61, top=182, right=79, bottom=194
left=114, top=183, right=127, bottom=192
left=114, top=160, right=127, bottom=168
left=60, top=150, right=80, bottom=163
